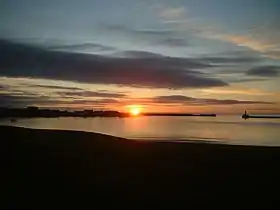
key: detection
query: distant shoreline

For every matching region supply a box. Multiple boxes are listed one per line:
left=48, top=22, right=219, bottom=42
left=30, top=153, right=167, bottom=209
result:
left=0, top=107, right=216, bottom=118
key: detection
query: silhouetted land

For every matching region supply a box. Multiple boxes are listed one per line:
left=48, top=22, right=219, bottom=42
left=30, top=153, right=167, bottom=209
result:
left=0, top=107, right=127, bottom=118
left=0, top=107, right=216, bottom=118
left=1, top=126, right=280, bottom=209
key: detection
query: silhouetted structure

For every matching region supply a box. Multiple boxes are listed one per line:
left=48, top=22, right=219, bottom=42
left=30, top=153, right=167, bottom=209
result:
left=242, top=110, right=249, bottom=120
left=242, top=110, right=280, bottom=119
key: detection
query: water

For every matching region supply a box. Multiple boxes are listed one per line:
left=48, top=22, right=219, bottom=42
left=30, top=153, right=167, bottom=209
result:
left=1, top=116, right=280, bottom=146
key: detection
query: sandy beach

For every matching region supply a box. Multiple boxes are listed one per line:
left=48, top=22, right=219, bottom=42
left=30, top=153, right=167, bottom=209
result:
left=1, top=125, right=280, bottom=209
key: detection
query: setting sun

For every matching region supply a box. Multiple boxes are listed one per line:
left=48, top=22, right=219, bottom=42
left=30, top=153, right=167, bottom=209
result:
left=127, top=105, right=142, bottom=116
left=130, top=107, right=141, bottom=116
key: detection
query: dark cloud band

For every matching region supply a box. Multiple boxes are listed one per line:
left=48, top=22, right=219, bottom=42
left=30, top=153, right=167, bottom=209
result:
left=153, top=95, right=274, bottom=105
left=0, top=39, right=228, bottom=89
left=246, top=66, right=280, bottom=77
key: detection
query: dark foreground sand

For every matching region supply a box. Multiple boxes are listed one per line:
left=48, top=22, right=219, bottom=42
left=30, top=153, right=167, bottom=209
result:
left=1, top=125, right=280, bottom=209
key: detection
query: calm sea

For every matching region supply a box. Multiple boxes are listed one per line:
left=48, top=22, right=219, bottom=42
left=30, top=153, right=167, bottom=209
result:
left=1, top=116, right=280, bottom=146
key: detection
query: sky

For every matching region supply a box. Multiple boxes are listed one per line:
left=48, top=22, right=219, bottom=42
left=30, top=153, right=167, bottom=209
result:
left=0, top=0, right=280, bottom=113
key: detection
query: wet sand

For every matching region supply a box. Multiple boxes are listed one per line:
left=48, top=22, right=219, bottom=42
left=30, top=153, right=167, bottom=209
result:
left=1, top=125, right=280, bottom=209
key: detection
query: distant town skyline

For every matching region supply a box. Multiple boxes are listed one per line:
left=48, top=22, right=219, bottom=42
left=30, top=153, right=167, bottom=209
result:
left=1, top=0, right=280, bottom=113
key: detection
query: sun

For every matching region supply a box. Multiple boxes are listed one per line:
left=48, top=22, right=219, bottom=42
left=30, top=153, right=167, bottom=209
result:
left=130, top=107, right=141, bottom=116
left=128, top=106, right=142, bottom=116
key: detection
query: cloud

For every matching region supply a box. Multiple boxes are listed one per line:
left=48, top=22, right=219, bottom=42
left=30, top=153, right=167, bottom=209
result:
left=156, top=38, right=189, bottom=47
left=157, top=6, right=221, bottom=39
left=28, top=84, right=83, bottom=91
left=135, top=29, right=174, bottom=37
left=46, top=43, right=116, bottom=52
left=57, top=91, right=126, bottom=98
left=264, top=50, right=280, bottom=59
left=0, top=93, right=52, bottom=107
left=0, top=84, right=41, bottom=98
left=0, top=89, right=274, bottom=109
left=159, top=7, right=186, bottom=20
left=100, top=21, right=279, bottom=57
left=8, top=38, right=117, bottom=53
left=76, top=98, right=119, bottom=104
left=198, top=49, right=264, bottom=65
left=99, top=23, right=187, bottom=47
left=112, top=50, right=164, bottom=58
left=59, top=98, right=119, bottom=106
left=246, top=66, right=280, bottom=77
left=0, top=39, right=228, bottom=89
left=197, top=56, right=261, bottom=65
left=157, top=6, right=280, bottom=59
left=227, top=21, right=280, bottom=58
left=228, top=78, right=267, bottom=83
left=219, top=34, right=279, bottom=55
left=201, top=26, right=280, bottom=59
left=201, top=87, right=272, bottom=96
left=200, top=49, right=263, bottom=65
left=0, top=91, right=120, bottom=108
left=153, top=95, right=274, bottom=106
left=155, top=95, right=192, bottom=102
left=102, top=23, right=195, bottom=48
left=100, top=23, right=174, bottom=37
